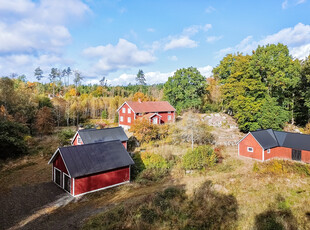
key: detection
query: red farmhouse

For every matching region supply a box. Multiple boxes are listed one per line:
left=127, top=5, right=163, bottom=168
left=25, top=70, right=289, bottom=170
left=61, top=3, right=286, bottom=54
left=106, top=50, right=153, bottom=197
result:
left=48, top=140, right=134, bottom=196
left=71, top=127, right=128, bottom=149
left=238, top=129, right=310, bottom=163
left=117, top=100, right=176, bottom=130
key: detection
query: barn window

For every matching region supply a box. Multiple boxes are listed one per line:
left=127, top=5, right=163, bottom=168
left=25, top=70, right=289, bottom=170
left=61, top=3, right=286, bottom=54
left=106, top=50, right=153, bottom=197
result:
left=128, top=108, right=131, bottom=114
left=267, top=149, right=270, bottom=153
left=122, top=108, right=126, bottom=113
left=54, top=168, right=61, bottom=186
left=77, top=136, right=82, bottom=145
left=128, top=117, right=131, bottom=123
left=63, top=173, right=71, bottom=193
left=120, top=116, right=123, bottom=122
left=153, top=117, right=158, bottom=124
left=168, top=111, right=171, bottom=114
left=247, top=147, right=254, bottom=152
left=168, top=115, right=171, bottom=121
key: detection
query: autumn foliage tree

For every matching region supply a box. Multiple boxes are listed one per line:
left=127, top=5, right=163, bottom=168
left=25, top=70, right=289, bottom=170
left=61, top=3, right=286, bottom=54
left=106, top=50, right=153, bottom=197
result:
left=35, top=106, right=54, bottom=136
left=129, top=118, right=159, bottom=143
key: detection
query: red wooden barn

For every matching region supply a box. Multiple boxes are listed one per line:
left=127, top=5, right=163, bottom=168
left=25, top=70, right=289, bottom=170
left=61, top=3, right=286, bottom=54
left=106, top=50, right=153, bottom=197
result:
left=48, top=140, right=134, bottom=196
left=71, top=127, right=128, bottom=149
left=117, top=100, right=176, bottom=130
left=238, top=129, right=310, bottom=163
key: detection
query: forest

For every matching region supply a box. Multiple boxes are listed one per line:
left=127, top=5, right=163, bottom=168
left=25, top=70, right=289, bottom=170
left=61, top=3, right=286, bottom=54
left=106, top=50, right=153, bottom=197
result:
left=1, top=43, right=310, bottom=159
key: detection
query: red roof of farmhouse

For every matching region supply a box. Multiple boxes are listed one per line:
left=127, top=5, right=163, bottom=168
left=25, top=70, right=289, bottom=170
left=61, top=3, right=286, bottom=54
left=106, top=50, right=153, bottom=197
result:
left=126, top=101, right=176, bottom=113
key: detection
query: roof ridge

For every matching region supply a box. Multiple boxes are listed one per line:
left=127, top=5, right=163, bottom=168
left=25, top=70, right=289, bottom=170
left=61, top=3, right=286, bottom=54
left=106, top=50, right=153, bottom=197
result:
left=79, top=127, right=121, bottom=132
left=60, top=139, right=121, bottom=150
left=271, top=129, right=280, bottom=146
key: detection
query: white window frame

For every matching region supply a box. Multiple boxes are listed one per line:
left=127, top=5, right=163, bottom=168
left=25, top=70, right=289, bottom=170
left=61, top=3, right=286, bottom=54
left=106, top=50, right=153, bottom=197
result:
left=168, top=115, right=171, bottom=121
left=153, top=117, right=158, bottom=124
left=168, top=111, right=171, bottom=114
left=122, top=108, right=126, bottom=113
left=120, top=116, right=123, bottom=122
left=128, top=108, right=131, bottom=114
left=267, top=149, right=270, bottom=153
left=247, top=147, right=254, bottom=152
left=128, top=117, right=131, bottom=123
left=54, top=167, right=62, bottom=187
left=77, top=136, right=82, bottom=145
left=63, top=172, right=71, bottom=194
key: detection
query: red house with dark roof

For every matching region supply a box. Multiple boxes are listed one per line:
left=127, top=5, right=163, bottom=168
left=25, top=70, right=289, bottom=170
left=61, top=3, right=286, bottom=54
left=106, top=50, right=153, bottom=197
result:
left=71, top=127, right=128, bottom=149
left=238, top=129, right=310, bottom=163
left=48, top=140, right=134, bottom=196
left=117, top=100, right=176, bottom=129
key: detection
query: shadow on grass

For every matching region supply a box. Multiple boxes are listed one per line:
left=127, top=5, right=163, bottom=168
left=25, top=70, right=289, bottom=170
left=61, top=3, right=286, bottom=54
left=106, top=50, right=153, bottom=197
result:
left=254, top=195, right=298, bottom=230
left=82, top=180, right=239, bottom=230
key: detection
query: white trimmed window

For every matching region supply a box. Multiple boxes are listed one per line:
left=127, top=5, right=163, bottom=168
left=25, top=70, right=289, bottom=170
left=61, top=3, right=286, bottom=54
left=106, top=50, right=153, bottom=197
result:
left=168, top=115, right=172, bottom=121
left=120, top=116, right=123, bottom=122
left=247, top=147, right=254, bottom=152
left=77, top=136, right=82, bottom=145
left=128, top=117, right=131, bottom=123
left=122, top=108, right=126, bottom=113
left=128, top=108, right=131, bottom=114
left=267, top=149, right=270, bottom=153
left=168, top=111, right=171, bottom=114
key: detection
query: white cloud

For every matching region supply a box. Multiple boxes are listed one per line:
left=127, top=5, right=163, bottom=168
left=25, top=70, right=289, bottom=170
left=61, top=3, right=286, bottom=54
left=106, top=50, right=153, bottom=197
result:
left=105, top=65, right=213, bottom=86
left=205, top=6, right=216, bottom=13
left=147, top=28, right=155, bottom=33
left=0, top=0, right=90, bottom=80
left=168, top=56, right=178, bottom=61
left=183, top=24, right=212, bottom=36
left=206, top=36, right=223, bottom=43
left=164, top=36, right=198, bottom=50
left=217, top=23, right=310, bottom=60
left=83, top=39, right=156, bottom=73
left=282, top=0, right=307, bottom=9
left=198, top=65, right=213, bottom=78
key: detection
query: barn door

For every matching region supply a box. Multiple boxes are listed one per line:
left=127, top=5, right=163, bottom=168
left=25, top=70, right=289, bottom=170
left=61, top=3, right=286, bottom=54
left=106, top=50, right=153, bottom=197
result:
left=292, top=149, right=301, bottom=161
left=63, top=174, right=71, bottom=193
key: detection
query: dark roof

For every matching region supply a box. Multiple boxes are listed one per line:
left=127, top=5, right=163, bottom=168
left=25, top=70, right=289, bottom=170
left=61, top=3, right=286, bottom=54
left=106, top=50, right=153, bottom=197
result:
left=77, top=127, right=128, bottom=144
left=50, top=140, right=134, bottom=178
left=125, top=101, right=176, bottom=113
left=251, top=129, right=279, bottom=150
left=250, top=129, right=310, bottom=151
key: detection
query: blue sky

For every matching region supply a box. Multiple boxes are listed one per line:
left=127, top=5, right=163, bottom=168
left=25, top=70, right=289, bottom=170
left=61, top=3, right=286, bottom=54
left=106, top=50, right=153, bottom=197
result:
left=0, top=0, right=309, bottom=85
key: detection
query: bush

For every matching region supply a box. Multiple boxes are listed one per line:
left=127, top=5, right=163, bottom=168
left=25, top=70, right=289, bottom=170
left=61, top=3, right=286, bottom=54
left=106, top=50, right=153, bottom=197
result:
left=140, top=152, right=169, bottom=169
left=58, top=128, right=76, bottom=146
left=136, top=168, right=169, bottom=184
left=182, top=145, right=217, bottom=170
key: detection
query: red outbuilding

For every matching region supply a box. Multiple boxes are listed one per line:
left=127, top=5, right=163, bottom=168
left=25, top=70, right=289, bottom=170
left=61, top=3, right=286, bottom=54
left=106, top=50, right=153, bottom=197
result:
left=238, top=129, right=310, bottom=163
left=48, top=140, right=134, bottom=196
left=117, top=100, right=176, bottom=130
left=71, top=127, right=128, bottom=149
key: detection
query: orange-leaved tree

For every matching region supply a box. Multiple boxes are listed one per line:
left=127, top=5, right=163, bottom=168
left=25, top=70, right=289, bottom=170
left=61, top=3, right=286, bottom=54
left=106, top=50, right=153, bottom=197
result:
left=129, top=118, right=159, bottom=143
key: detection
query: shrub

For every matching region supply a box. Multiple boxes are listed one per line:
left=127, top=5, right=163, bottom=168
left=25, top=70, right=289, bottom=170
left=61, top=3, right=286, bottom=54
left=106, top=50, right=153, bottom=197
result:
left=182, top=145, right=217, bottom=170
left=131, top=153, right=146, bottom=180
left=58, top=128, right=75, bottom=146
left=140, top=152, right=169, bottom=169
left=136, top=168, right=168, bottom=184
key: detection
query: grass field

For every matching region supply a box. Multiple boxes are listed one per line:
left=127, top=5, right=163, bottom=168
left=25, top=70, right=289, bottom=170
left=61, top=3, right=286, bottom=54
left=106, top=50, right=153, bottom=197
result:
left=1, top=124, right=310, bottom=229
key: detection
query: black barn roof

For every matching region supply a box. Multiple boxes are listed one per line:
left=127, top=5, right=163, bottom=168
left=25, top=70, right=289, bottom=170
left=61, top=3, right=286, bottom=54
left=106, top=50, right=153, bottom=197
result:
left=75, top=127, right=128, bottom=144
left=250, top=129, right=310, bottom=151
left=49, top=140, right=134, bottom=178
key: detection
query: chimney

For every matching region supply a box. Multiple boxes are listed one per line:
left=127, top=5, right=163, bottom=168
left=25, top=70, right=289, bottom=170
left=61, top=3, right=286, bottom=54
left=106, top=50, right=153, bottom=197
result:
left=138, top=98, right=141, bottom=103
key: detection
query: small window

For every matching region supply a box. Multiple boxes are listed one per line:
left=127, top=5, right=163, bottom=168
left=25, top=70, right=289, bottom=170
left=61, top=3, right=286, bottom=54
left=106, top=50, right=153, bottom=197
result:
left=168, top=111, right=171, bottom=114
left=128, top=117, right=131, bottom=123
left=128, top=108, right=131, bottom=114
left=122, top=108, right=126, bottom=113
left=267, top=149, right=270, bottom=153
left=153, top=117, right=158, bottom=124
left=247, top=147, right=254, bottom=152
left=168, top=115, right=171, bottom=121
left=120, top=116, right=123, bottom=122
left=77, top=136, right=82, bottom=145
